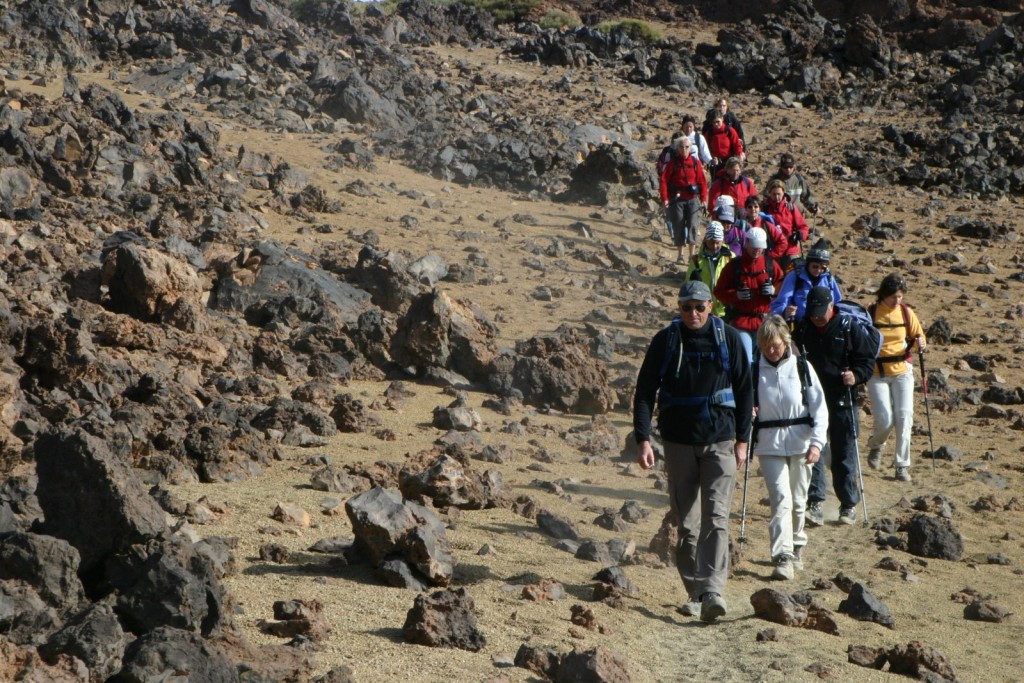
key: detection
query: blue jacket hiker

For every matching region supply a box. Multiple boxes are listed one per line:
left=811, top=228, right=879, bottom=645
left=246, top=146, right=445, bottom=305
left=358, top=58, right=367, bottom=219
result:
left=770, top=240, right=841, bottom=320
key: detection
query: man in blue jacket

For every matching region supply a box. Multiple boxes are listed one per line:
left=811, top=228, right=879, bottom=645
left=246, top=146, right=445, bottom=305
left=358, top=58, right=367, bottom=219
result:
left=633, top=280, right=753, bottom=623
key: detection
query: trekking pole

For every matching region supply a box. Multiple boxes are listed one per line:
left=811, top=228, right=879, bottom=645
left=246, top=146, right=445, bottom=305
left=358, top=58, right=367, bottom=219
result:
left=738, top=421, right=754, bottom=551
left=846, top=380, right=869, bottom=526
left=918, top=343, right=937, bottom=472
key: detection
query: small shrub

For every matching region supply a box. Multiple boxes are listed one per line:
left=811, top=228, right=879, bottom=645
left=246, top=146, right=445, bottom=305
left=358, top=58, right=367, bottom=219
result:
left=467, top=0, right=541, bottom=23
left=538, top=8, right=581, bottom=30
left=594, top=19, right=662, bottom=44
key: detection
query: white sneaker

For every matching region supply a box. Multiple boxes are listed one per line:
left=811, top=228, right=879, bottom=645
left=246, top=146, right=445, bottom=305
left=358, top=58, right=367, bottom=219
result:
left=700, top=593, right=727, bottom=623
left=771, top=554, right=795, bottom=580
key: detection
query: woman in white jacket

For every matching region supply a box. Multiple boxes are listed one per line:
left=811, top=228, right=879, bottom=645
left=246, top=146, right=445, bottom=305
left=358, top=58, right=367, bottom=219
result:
left=753, top=315, right=829, bottom=580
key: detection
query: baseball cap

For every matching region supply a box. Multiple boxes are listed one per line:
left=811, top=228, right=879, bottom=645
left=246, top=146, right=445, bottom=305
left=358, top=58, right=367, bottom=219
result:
left=677, top=281, right=713, bottom=302
left=806, top=286, right=833, bottom=318
left=745, top=227, right=767, bottom=249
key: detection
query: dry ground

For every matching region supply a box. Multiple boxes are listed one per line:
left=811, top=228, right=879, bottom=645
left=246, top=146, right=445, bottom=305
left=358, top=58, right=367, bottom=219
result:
left=16, top=21, right=1024, bottom=683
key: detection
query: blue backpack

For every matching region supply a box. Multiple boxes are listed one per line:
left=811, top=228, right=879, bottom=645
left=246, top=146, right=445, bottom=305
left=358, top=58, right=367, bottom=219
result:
left=656, top=316, right=735, bottom=419
left=834, top=301, right=883, bottom=360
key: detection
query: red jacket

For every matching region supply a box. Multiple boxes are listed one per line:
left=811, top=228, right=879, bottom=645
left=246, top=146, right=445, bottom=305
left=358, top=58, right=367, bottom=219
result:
left=706, top=125, right=743, bottom=162
left=708, top=170, right=757, bottom=213
left=660, top=154, right=708, bottom=204
left=766, top=194, right=809, bottom=258
left=713, top=252, right=785, bottom=332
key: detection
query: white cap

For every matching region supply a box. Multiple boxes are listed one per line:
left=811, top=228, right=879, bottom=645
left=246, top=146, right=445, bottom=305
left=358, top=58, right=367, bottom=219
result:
left=705, top=221, right=724, bottom=241
left=745, top=227, right=768, bottom=249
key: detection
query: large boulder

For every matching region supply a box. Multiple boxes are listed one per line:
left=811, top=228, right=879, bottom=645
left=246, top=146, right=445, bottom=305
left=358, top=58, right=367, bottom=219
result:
left=0, top=532, right=86, bottom=613
left=391, top=289, right=499, bottom=382
left=489, top=329, right=616, bottom=414
left=112, top=627, right=238, bottom=683
left=345, top=487, right=453, bottom=587
left=398, top=453, right=504, bottom=510
left=101, top=241, right=204, bottom=322
left=33, top=427, right=169, bottom=574
left=209, top=240, right=371, bottom=327
left=39, top=601, right=129, bottom=680
left=107, top=536, right=233, bottom=636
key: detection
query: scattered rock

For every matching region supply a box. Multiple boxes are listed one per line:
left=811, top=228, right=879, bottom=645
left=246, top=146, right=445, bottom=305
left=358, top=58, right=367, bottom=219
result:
left=838, top=583, right=895, bottom=629
left=402, top=588, right=486, bottom=652
left=906, top=514, right=964, bottom=561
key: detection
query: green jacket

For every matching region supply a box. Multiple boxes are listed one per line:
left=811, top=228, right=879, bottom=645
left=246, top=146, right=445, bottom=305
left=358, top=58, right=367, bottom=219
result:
left=687, top=246, right=733, bottom=317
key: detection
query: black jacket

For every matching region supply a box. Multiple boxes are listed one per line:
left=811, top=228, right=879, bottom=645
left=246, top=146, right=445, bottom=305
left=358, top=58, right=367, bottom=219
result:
left=633, top=317, right=753, bottom=446
left=793, top=313, right=875, bottom=403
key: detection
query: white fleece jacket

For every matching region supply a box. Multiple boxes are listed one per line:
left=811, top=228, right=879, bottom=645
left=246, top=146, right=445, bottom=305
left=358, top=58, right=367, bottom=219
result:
left=752, top=351, right=829, bottom=457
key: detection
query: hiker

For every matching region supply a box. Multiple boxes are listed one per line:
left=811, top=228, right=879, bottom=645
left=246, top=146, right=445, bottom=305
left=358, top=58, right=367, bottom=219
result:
left=866, top=274, right=927, bottom=482
left=717, top=195, right=787, bottom=261
left=768, top=153, right=819, bottom=216
left=704, top=110, right=744, bottom=178
left=792, top=287, right=876, bottom=526
left=707, top=157, right=757, bottom=214
left=713, top=227, right=784, bottom=362
left=742, top=195, right=777, bottom=229
left=660, top=136, right=708, bottom=262
left=686, top=221, right=733, bottom=318
left=770, top=239, right=843, bottom=321
left=703, top=96, right=745, bottom=148
left=752, top=315, right=828, bottom=580
left=681, top=114, right=712, bottom=167
left=656, top=132, right=685, bottom=240
left=764, top=179, right=809, bottom=273
left=633, top=280, right=753, bottom=623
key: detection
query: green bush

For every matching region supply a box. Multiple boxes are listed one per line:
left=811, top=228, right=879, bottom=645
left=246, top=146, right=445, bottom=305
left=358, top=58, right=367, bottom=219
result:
left=594, top=19, right=662, bottom=44
left=538, top=8, right=580, bottom=30
left=466, top=0, right=541, bottom=23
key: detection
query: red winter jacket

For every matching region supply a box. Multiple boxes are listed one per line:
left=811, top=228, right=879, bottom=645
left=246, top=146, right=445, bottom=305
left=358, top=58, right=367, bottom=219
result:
left=766, top=194, right=809, bottom=258
left=705, top=124, right=743, bottom=162
left=713, top=252, right=785, bottom=332
left=708, top=170, right=758, bottom=213
left=660, top=154, right=708, bottom=204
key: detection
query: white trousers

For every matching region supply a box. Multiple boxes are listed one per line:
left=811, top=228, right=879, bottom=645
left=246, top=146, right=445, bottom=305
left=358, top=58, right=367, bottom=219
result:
left=759, top=454, right=812, bottom=560
left=867, top=371, right=915, bottom=468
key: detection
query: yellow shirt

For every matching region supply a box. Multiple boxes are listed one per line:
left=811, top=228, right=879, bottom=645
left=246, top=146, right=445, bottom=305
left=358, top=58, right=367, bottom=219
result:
left=871, top=302, right=926, bottom=377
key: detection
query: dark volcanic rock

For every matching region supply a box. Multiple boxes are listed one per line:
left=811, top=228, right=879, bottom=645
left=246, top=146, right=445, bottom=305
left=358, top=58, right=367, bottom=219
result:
left=402, top=587, right=486, bottom=651
left=555, top=645, right=632, bottom=683
left=345, top=487, right=453, bottom=587
left=906, top=514, right=964, bottom=561
left=489, top=329, right=616, bottom=415
left=838, top=583, right=895, bottom=628
left=39, top=601, right=129, bottom=680
left=33, top=427, right=168, bottom=575
left=0, top=532, right=86, bottom=613
left=887, top=641, right=959, bottom=682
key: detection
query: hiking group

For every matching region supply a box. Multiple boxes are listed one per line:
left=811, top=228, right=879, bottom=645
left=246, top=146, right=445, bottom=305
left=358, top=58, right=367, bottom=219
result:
left=637, top=99, right=929, bottom=623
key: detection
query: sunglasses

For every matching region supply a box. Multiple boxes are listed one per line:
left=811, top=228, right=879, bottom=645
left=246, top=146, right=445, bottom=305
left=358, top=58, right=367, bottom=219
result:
left=681, top=303, right=708, bottom=313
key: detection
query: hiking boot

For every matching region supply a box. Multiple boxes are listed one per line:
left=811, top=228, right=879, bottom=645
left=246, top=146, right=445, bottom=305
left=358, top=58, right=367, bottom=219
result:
left=806, top=501, right=824, bottom=527
left=867, top=448, right=882, bottom=470
left=895, top=466, right=912, bottom=482
left=770, top=554, right=795, bottom=581
left=700, top=593, right=727, bottom=623
left=838, top=507, right=857, bottom=525
left=676, top=599, right=700, bottom=617
left=792, top=545, right=804, bottom=571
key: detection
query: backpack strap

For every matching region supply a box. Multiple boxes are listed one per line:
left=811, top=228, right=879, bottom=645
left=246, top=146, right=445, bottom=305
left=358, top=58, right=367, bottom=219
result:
left=657, top=317, right=735, bottom=415
left=869, top=302, right=914, bottom=375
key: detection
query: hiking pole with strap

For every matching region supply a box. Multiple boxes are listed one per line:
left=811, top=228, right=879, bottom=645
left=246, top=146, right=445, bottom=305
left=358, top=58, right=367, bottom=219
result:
left=918, top=343, right=936, bottom=472
left=846, top=380, right=869, bottom=525
left=738, top=420, right=754, bottom=551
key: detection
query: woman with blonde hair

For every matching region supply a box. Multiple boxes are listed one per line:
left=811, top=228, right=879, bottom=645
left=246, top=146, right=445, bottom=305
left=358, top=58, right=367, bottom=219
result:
left=752, top=315, right=829, bottom=580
